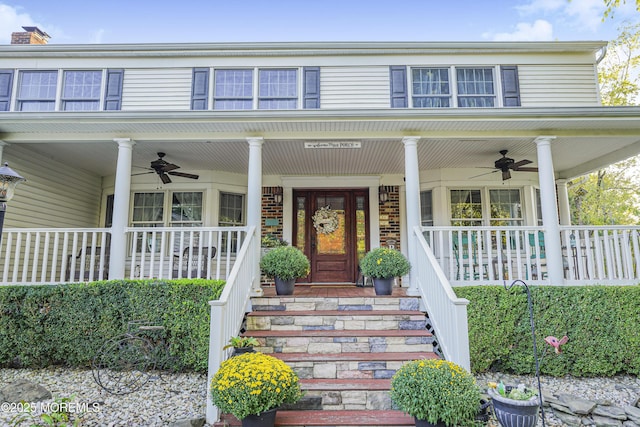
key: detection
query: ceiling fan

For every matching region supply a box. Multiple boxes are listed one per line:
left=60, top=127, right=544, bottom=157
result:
left=471, top=150, right=538, bottom=180
left=134, top=152, right=199, bottom=184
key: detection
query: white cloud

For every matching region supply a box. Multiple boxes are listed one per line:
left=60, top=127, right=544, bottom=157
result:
left=516, top=0, right=565, bottom=15
left=489, top=19, right=554, bottom=41
left=0, top=3, right=37, bottom=44
left=516, top=0, right=606, bottom=33
left=564, top=0, right=606, bottom=31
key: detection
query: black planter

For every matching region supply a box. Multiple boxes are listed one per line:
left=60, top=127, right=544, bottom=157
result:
left=241, top=408, right=277, bottom=427
left=373, top=277, right=394, bottom=295
left=232, top=346, right=255, bottom=357
left=274, top=277, right=295, bottom=295
left=414, top=418, right=446, bottom=427
left=488, top=387, right=539, bottom=427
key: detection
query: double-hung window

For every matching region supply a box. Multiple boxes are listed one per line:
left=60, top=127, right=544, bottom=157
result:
left=456, top=68, right=495, bottom=107
left=258, top=69, right=297, bottom=109
left=450, top=188, right=522, bottom=226
left=219, top=192, right=245, bottom=252
left=489, top=189, right=522, bottom=226
left=16, top=70, right=58, bottom=111
left=62, top=70, right=102, bottom=111
left=450, top=190, right=483, bottom=226
left=412, top=68, right=451, bottom=108
left=213, top=69, right=253, bottom=110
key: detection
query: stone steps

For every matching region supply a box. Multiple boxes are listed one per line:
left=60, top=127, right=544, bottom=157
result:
left=215, top=286, right=437, bottom=427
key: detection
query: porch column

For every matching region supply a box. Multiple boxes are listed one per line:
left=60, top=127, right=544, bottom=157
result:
left=247, top=137, right=264, bottom=296
left=0, top=141, right=5, bottom=162
left=402, top=137, right=421, bottom=296
left=556, top=179, right=571, bottom=225
left=535, top=136, right=563, bottom=284
left=109, top=138, right=135, bottom=279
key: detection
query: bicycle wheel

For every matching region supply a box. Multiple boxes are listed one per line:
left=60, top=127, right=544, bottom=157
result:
left=92, top=335, right=155, bottom=395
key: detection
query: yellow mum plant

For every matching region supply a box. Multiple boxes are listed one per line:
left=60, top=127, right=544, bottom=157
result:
left=360, top=247, right=410, bottom=278
left=390, top=359, right=481, bottom=426
left=210, top=352, right=303, bottom=420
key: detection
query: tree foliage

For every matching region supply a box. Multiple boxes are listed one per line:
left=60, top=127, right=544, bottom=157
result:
left=599, top=22, right=640, bottom=105
left=603, top=0, right=640, bottom=19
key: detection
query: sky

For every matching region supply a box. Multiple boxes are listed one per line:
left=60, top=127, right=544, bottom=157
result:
left=0, top=0, right=639, bottom=45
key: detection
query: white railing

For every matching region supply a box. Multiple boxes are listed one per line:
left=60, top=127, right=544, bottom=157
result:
left=206, top=226, right=258, bottom=424
left=1, top=226, right=250, bottom=284
left=422, top=225, right=640, bottom=285
left=413, top=226, right=470, bottom=371
left=127, top=226, right=250, bottom=281
left=1, top=228, right=110, bottom=284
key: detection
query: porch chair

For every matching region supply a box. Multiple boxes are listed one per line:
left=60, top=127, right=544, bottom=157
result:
left=528, top=232, right=547, bottom=280
left=65, top=246, right=109, bottom=281
left=173, top=246, right=217, bottom=278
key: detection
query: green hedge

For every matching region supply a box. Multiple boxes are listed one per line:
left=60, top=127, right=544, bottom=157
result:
left=455, top=285, right=640, bottom=377
left=0, top=279, right=225, bottom=372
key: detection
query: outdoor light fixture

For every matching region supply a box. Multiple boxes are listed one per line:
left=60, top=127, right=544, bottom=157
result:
left=378, top=186, right=389, bottom=204
left=273, top=187, right=283, bottom=206
left=0, top=162, right=26, bottom=247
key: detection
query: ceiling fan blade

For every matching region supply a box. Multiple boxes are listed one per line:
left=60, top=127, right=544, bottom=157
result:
left=511, top=159, right=533, bottom=169
left=131, top=171, right=153, bottom=176
left=160, top=163, right=180, bottom=172
left=515, top=167, right=538, bottom=172
left=168, top=171, right=199, bottom=180
left=159, top=173, right=172, bottom=184
left=502, top=170, right=511, bottom=180
left=469, top=170, right=499, bottom=179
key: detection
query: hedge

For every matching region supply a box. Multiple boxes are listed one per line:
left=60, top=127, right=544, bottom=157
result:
left=0, top=279, right=225, bottom=372
left=455, top=285, right=640, bottom=377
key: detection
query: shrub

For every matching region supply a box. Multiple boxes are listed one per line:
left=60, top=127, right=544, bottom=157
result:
left=259, top=246, right=310, bottom=280
left=0, top=279, right=225, bottom=372
left=360, top=247, right=410, bottom=278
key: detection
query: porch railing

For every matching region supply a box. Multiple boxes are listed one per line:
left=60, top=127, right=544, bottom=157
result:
left=206, top=226, right=258, bottom=424
left=423, top=226, right=640, bottom=285
left=413, top=226, right=470, bottom=371
left=1, top=226, right=250, bottom=284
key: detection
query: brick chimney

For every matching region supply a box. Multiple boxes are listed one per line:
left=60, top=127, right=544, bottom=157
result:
left=11, top=26, right=50, bottom=45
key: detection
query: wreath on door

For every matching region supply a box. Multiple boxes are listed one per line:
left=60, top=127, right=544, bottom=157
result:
left=312, top=206, right=339, bottom=235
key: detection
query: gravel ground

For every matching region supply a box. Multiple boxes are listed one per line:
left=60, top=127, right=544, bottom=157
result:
left=1, top=368, right=639, bottom=426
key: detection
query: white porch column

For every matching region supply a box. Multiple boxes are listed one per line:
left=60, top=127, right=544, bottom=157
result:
left=556, top=179, right=571, bottom=225
left=247, top=137, right=264, bottom=296
left=0, top=141, right=6, bottom=163
left=535, top=136, right=563, bottom=284
left=109, top=138, right=135, bottom=279
left=402, top=137, right=421, bottom=296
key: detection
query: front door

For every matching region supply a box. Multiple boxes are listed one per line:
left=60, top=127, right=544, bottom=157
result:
left=293, top=189, right=369, bottom=283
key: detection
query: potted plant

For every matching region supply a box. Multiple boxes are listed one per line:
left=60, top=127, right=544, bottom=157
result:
left=210, top=352, right=303, bottom=427
left=390, top=359, right=481, bottom=427
left=359, top=247, right=411, bottom=295
left=487, top=382, right=540, bottom=427
left=259, top=246, right=310, bottom=295
left=260, top=234, right=288, bottom=257
left=223, top=336, right=260, bottom=356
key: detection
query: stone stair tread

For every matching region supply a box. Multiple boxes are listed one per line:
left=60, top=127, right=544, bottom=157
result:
left=247, top=309, right=424, bottom=316
left=272, top=351, right=437, bottom=362
left=300, top=378, right=391, bottom=390
left=217, top=410, right=415, bottom=426
left=246, top=329, right=432, bottom=337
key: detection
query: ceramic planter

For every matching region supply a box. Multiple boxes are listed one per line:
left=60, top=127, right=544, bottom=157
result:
left=373, top=277, right=394, bottom=295
left=274, top=277, right=295, bottom=295
left=241, top=408, right=277, bottom=427
left=414, top=418, right=445, bottom=427
left=488, top=387, right=539, bottom=427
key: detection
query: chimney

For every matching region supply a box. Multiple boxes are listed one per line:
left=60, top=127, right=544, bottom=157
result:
left=11, top=26, right=50, bottom=45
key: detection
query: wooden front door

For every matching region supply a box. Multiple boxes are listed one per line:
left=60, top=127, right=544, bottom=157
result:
left=293, top=189, right=369, bottom=283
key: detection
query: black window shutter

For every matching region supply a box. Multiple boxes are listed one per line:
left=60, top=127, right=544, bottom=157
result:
left=389, top=66, right=408, bottom=108
left=191, top=68, right=210, bottom=110
left=303, top=67, right=320, bottom=109
left=104, top=69, right=124, bottom=111
left=0, top=70, right=14, bottom=112
left=500, top=66, right=521, bottom=107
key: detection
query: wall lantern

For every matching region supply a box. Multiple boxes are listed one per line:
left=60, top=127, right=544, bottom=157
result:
left=378, top=185, right=389, bottom=204
left=0, top=162, right=27, bottom=247
left=273, top=187, right=283, bottom=206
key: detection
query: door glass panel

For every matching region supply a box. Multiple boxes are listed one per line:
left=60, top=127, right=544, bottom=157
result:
left=356, top=196, right=367, bottom=261
left=296, top=196, right=306, bottom=251
left=316, top=196, right=346, bottom=255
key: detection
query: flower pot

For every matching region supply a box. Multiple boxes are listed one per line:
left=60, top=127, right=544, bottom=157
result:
left=488, top=388, right=539, bottom=427
left=414, top=418, right=446, bottom=427
left=373, top=277, right=394, bottom=295
left=274, top=277, right=295, bottom=295
left=241, top=408, right=277, bottom=427
left=232, top=346, right=255, bottom=357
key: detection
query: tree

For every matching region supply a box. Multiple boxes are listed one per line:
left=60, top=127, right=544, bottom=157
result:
left=567, top=23, right=640, bottom=225
left=602, top=0, right=640, bottom=19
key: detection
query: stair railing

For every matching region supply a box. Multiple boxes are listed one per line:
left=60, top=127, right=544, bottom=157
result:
left=413, top=226, right=471, bottom=371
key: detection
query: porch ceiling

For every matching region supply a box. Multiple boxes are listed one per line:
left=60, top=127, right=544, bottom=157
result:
left=1, top=107, right=640, bottom=180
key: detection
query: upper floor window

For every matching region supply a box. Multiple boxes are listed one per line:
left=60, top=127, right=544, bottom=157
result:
left=17, top=70, right=57, bottom=111
left=456, top=68, right=495, bottom=108
left=412, top=68, right=451, bottom=108
left=258, top=69, right=298, bottom=109
left=214, top=69, right=253, bottom=110
left=62, top=70, right=102, bottom=111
